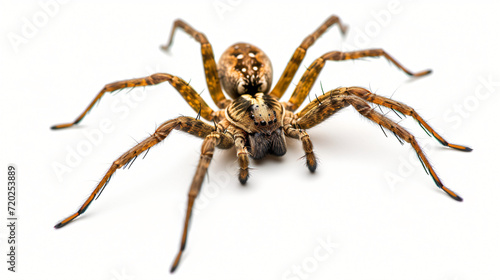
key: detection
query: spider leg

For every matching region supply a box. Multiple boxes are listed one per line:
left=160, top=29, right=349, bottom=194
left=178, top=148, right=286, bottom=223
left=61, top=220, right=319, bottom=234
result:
left=290, top=91, right=351, bottom=170
left=295, top=88, right=351, bottom=129
left=294, top=88, right=466, bottom=201
left=284, top=125, right=317, bottom=172
left=160, top=19, right=230, bottom=109
left=234, top=132, right=250, bottom=184
left=51, top=73, right=215, bottom=129
left=347, top=87, right=472, bottom=151
left=170, top=131, right=233, bottom=272
left=346, top=95, right=463, bottom=201
left=285, top=49, right=431, bottom=111
left=54, top=116, right=218, bottom=229
left=270, top=15, right=348, bottom=100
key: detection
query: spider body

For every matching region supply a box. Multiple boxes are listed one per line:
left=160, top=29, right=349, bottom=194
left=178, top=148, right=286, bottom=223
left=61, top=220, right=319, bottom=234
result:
left=218, top=43, right=273, bottom=97
left=226, top=92, right=286, bottom=160
left=52, top=16, right=471, bottom=273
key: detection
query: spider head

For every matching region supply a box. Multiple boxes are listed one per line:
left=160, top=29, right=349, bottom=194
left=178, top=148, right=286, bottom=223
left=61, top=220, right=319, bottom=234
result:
left=218, top=43, right=273, bottom=99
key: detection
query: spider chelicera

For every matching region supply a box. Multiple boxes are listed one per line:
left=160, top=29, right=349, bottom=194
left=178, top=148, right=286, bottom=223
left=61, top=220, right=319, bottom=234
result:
left=52, top=15, right=471, bottom=272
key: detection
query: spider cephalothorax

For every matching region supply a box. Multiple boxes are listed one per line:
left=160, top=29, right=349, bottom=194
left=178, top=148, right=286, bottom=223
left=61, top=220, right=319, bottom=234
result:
left=226, top=92, right=286, bottom=159
left=52, top=16, right=471, bottom=273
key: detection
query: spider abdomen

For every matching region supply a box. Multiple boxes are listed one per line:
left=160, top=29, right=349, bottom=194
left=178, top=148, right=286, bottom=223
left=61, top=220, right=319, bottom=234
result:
left=218, top=43, right=273, bottom=98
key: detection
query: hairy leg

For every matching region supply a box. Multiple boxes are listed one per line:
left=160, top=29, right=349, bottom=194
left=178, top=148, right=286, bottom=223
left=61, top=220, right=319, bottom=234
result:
left=284, top=125, right=317, bottom=172
left=161, top=19, right=229, bottom=108
left=295, top=88, right=350, bottom=129
left=233, top=131, right=250, bottom=184
left=270, top=15, right=348, bottom=100
left=293, top=88, right=469, bottom=201
left=285, top=49, right=431, bottom=111
left=346, top=87, right=472, bottom=151
left=51, top=73, right=215, bottom=129
left=346, top=95, right=463, bottom=201
left=170, top=131, right=234, bottom=272
left=54, top=116, right=217, bottom=229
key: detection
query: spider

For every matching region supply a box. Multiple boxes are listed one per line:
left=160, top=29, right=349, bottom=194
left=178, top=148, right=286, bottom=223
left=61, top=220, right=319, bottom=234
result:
left=52, top=15, right=471, bottom=272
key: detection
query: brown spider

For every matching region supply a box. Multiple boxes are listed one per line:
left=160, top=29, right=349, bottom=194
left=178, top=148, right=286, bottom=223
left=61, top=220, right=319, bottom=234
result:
left=52, top=16, right=471, bottom=272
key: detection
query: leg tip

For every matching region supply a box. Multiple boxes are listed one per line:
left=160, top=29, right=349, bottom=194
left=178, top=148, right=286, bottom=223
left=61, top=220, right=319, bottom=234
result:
left=54, top=212, right=80, bottom=228
left=160, top=44, right=172, bottom=53
left=449, top=143, right=473, bottom=152
left=441, top=185, right=463, bottom=202
left=448, top=192, right=463, bottom=202
left=54, top=222, right=64, bottom=229
left=51, top=123, right=74, bottom=130
left=170, top=252, right=182, bottom=273
left=340, top=25, right=349, bottom=36
left=239, top=169, right=249, bottom=185
left=170, top=266, right=177, bottom=274
left=306, top=154, right=317, bottom=173
left=238, top=177, right=248, bottom=185
left=412, top=69, right=432, bottom=77
left=238, top=174, right=248, bottom=185
left=461, top=146, right=473, bottom=152
left=307, top=162, right=317, bottom=173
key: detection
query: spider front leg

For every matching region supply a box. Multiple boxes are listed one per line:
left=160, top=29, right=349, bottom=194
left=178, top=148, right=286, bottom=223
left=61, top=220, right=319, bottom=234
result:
left=160, top=19, right=230, bottom=108
left=284, top=124, right=317, bottom=172
left=271, top=15, right=348, bottom=99
left=285, top=49, right=432, bottom=111
left=54, top=116, right=218, bottom=228
left=51, top=73, right=216, bottom=129
left=234, top=132, right=250, bottom=184
left=171, top=131, right=234, bottom=272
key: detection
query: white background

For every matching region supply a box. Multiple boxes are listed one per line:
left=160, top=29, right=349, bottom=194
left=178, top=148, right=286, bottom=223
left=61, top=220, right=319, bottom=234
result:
left=1, top=1, right=500, bottom=279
